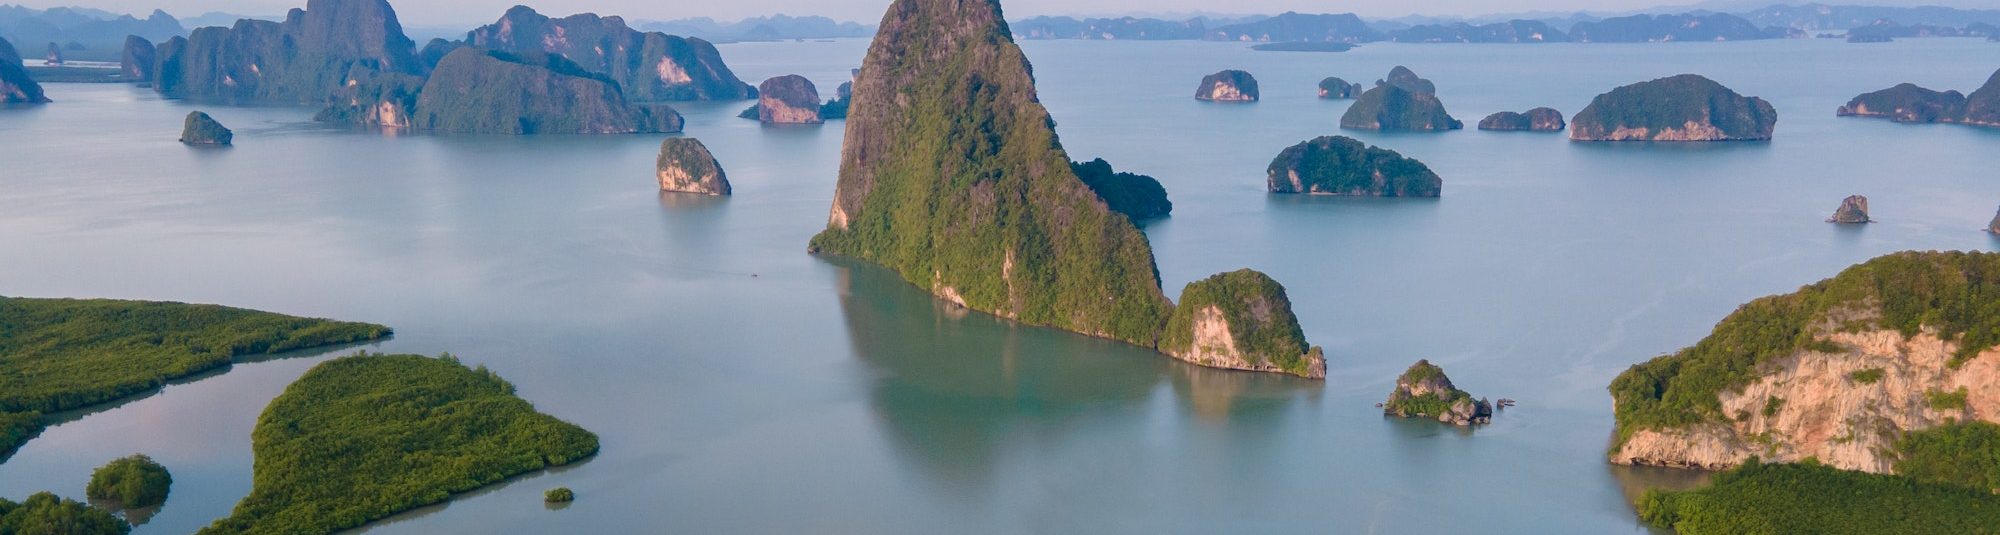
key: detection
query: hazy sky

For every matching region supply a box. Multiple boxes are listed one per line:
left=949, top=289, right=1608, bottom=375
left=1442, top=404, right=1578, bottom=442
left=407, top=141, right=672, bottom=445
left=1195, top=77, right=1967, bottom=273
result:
left=18, top=0, right=1992, bottom=26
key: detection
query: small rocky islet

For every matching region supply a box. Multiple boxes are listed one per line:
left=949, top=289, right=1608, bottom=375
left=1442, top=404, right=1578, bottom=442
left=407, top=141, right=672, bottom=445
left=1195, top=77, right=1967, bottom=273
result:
left=1194, top=69, right=1259, bottom=102
left=1570, top=74, right=1777, bottom=141
left=1318, top=77, right=1361, bottom=99
left=1160, top=270, right=1327, bottom=379
left=120, top=35, right=156, bottom=84
left=1383, top=359, right=1492, bottom=426
left=1340, top=66, right=1461, bottom=131
left=1478, top=107, right=1566, bottom=131
left=745, top=74, right=824, bottom=124
left=657, top=137, right=731, bottom=196
left=1267, top=135, right=1442, bottom=197
left=1829, top=195, right=1872, bottom=224
left=179, top=111, right=233, bottom=145
left=1838, top=68, right=2000, bottom=128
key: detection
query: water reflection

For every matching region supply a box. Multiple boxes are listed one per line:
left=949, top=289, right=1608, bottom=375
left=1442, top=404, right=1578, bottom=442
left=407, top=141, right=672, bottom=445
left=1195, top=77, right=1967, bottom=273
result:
left=829, top=257, right=1319, bottom=491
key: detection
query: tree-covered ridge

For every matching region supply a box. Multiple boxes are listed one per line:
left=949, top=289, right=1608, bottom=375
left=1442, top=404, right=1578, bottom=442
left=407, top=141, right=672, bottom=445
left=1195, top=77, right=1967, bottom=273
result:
left=87, top=454, right=172, bottom=509
left=1570, top=74, right=1777, bottom=141
left=1891, top=421, right=2000, bottom=492
left=407, top=47, right=683, bottom=134
left=1160, top=269, right=1323, bottom=378
left=1636, top=460, right=2000, bottom=534
left=0, top=492, right=129, bottom=535
left=1070, top=159, right=1172, bottom=221
left=0, top=296, right=390, bottom=456
left=808, top=0, right=1173, bottom=348
left=1267, top=135, right=1442, bottom=197
left=1839, top=68, right=2000, bottom=128
left=199, top=354, right=598, bottom=535
left=1609, top=251, right=2000, bottom=445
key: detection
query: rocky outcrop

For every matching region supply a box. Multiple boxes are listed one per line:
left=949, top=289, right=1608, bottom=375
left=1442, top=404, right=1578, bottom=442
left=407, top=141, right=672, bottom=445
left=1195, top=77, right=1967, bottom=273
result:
left=1829, top=195, right=1871, bottom=224
left=43, top=42, right=62, bottom=65
left=657, top=137, right=729, bottom=195
left=180, top=111, right=233, bottom=144
left=153, top=0, right=423, bottom=103
left=1195, top=70, right=1258, bottom=102
left=1340, top=66, right=1461, bottom=131
left=313, top=68, right=424, bottom=128
left=820, top=80, right=853, bottom=119
left=465, top=6, right=755, bottom=101
left=1161, top=270, right=1326, bottom=379
left=1989, top=206, right=2000, bottom=235
left=1318, top=76, right=1360, bottom=99
left=1267, top=135, right=1442, bottom=197
left=808, top=0, right=1174, bottom=349
left=0, top=36, right=50, bottom=103
left=1838, top=68, right=2000, bottom=128
left=119, top=35, right=155, bottom=83
left=755, top=75, right=822, bottom=124
left=1570, top=74, right=1777, bottom=141
left=407, top=48, right=682, bottom=134
left=1608, top=251, right=2000, bottom=473
left=1384, top=359, right=1492, bottom=425
left=1478, top=107, right=1566, bottom=131
left=1071, top=158, right=1172, bottom=221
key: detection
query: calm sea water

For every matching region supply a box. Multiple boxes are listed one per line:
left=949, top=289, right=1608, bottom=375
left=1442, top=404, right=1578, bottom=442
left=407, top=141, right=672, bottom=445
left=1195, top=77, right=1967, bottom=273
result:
left=2, top=37, right=1998, bottom=533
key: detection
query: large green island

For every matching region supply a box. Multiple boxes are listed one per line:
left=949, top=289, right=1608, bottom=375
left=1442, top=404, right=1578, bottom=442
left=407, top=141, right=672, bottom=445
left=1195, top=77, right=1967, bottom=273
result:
left=0, top=297, right=390, bottom=457
left=199, top=353, right=598, bottom=534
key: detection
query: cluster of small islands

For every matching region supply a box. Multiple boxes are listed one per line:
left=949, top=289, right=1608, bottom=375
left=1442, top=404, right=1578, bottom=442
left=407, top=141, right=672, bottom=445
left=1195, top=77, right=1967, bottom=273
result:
left=3, top=0, right=2000, bottom=533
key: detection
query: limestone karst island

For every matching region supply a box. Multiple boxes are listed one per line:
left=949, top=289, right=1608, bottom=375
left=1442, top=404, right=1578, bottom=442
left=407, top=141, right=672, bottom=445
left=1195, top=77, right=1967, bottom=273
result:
left=4, top=0, right=1999, bottom=533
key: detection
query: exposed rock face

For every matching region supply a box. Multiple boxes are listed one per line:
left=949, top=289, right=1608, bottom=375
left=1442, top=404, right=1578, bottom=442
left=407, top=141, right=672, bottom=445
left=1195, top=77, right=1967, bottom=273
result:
left=1071, top=158, right=1172, bottom=221
left=0, top=36, right=51, bottom=103
left=1608, top=251, right=2000, bottom=473
left=756, top=74, right=822, bottom=124
left=154, top=0, right=423, bottom=103
left=180, top=111, right=233, bottom=144
left=1195, top=70, right=1258, bottom=102
left=1479, top=107, right=1566, bottom=131
left=1570, top=74, right=1777, bottom=141
left=1317, top=76, right=1360, bottom=99
left=1384, top=359, right=1492, bottom=425
left=657, top=137, right=730, bottom=195
left=808, top=0, right=1175, bottom=349
left=465, top=6, right=755, bottom=101
left=1829, top=195, right=1872, bottom=223
left=43, top=42, right=62, bottom=65
left=1989, top=206, right=2000, bottom=235
left=408, top=48, right=682, bottom=134
left=1340, top=66, right=1461, bottom=131
left=1267, top=135, right=1442, bottom=197
left=1838, top=69, right=2000, bottom=128
left=1161, top=269, right=1326, bottom=379
left=313, top=68, right=424, bottom=128
left=120, top=35, right=155, bottom=83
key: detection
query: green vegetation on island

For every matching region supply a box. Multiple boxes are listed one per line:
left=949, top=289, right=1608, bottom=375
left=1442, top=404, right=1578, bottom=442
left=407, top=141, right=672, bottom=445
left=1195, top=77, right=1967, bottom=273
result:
left=808, top=0, right=1174, bottom=349
left=1838, top=68, right=2000, bottom=128
left=1340, top=66, right=1461, bottom=131
left=1384, top=359, right=1491, bottom=425
left=1267, top=135, right=1442, bottom=197
left=1160, top=270, right=1325, bottom=378
left=544, top=487, right=574, bottom=503
left=1891, top=421, right=2000, bottom=492
left=1570, top=74, right=1777, bottom=141
left=87, top=455, right=172, bottom=509
left=199, top=353, right=597, bottom=534
left=1636, top=460, right=2000, bottom=534
left=0, top=492, right=129, bottom=535
left=0, top=296, right=390, bottom=456
left=407, top=48, right=684, bottom=135
left=466, top=5, right=756, bottom=101
left=1070, top=158, right=1172, bottom=221
left=1194, top=69, right=1259, bottom=101
left=1609, top=251, right=2000, bottom=447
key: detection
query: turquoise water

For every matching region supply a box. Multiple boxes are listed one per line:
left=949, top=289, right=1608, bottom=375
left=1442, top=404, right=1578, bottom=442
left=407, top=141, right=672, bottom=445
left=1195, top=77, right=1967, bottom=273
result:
left=1, top=37, right=1997, bottom=533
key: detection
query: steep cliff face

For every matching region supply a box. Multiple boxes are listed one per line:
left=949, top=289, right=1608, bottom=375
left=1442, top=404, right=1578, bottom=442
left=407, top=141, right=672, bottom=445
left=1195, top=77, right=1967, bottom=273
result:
left=756, top=74, right=822, bottom=124
left=1160, top=270, right=1326, bottom=379
left=1829, top=195, right=1871, bottom=224
left=465, top=6, right=755, bottom=101
left=1340, top=66, right=1461, bottom=131
left=657, top=137, right=730, bottom=195
left=153, top=0, right=422, bottom=103
left=1571, top=74, right=1777, bottom=141
left=120, top=35, right=155, bottom=83
left=0, top=36, right=50, bottom=103
left=808, top=0, right=1174, bottom=349
left=1610, top=251, right=2000, bottom=474
left=1267, top=135, right=1442, bottom=197
left=409, top=48, right=681, bottom=134
left=1384, top=359, right=1491, bottom=425
left=1195, top=70, right=1258, bottom=102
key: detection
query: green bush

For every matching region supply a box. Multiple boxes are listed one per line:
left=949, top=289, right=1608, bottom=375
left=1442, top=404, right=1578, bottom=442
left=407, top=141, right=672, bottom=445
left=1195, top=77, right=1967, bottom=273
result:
left=1636, top=460, right=2000, bottom=534
left=1848, top=368, right=1885, bottom=384
left=0, top=492, right=129, bottom=534
left=87, top=454, right=172, bottom=508
left=0, top=297, right=390, bottom=455
left=1927, top=388, right=1971, bottom=411
left=198, top=353, right=597, bottom=535
left=1609, top=251, right=2000, bottom=448
left=544, top=487, right=574, bottom=503
left=1892, top=422, right=2000, bottom=491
